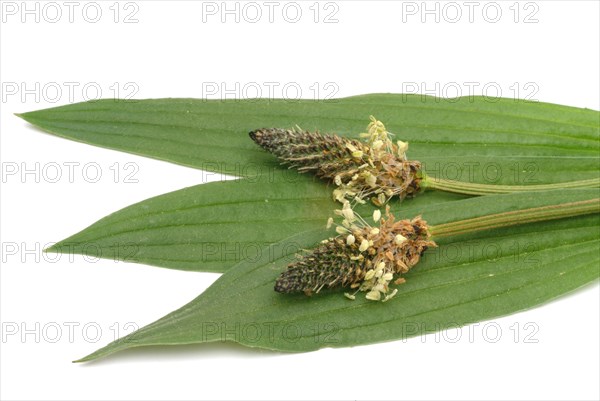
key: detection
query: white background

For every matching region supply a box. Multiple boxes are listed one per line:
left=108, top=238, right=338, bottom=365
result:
left=1, top=1, right=599, bottom=400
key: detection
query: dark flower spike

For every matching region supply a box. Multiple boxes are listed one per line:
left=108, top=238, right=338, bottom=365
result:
left=275, top=203, right=436, bottom=302
left=250, top=116, right=422, bottom=205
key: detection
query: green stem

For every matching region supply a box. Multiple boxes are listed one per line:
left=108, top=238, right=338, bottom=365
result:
left=430, top=198, right=600, bottom=238
left=422, top=175, right=600, bottom=195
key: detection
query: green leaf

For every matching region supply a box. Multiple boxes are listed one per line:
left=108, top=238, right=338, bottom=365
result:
left=76, top=189, right=600, bottom=362
left=45, top=171, right=333, bottom=271
left=34, top=96, right=599, bottom=272
left=18, top=95, right=600, bottom=185
left=46, top=170, right=463, bottom=271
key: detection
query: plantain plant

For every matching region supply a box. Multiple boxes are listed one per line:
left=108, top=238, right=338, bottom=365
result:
left=16, top=94, right=600, bottom=362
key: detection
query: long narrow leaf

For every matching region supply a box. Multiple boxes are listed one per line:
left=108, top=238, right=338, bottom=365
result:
left=77, top=189, right=600, bottom=362
left=18, top=95, right=600, bottom=185
left=45, top=171, right=461, bottom=271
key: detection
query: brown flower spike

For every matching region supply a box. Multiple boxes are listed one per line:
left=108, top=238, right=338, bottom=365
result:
left=249, top=117, right=422, bottom=205
left=275, top=203, right=437, bottom=302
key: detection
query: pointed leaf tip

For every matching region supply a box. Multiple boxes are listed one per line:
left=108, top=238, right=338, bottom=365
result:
left=43, top=244, right=59, bottom=253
